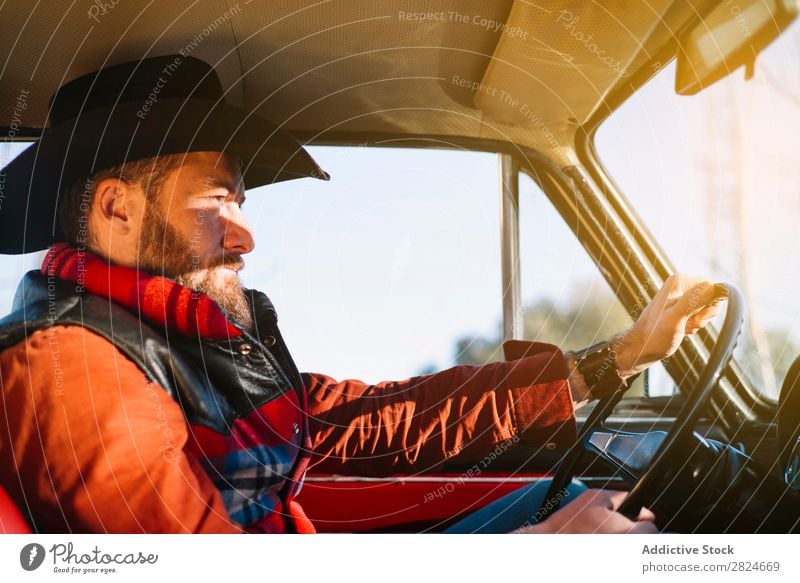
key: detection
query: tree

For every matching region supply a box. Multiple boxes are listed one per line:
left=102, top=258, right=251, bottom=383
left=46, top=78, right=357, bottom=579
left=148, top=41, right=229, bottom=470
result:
left=453, top=287, right=632, bottom=366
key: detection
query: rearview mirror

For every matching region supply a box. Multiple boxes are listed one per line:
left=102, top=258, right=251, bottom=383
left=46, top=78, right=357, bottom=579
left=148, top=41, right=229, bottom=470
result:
left=675, top=0, right=798, bottom=95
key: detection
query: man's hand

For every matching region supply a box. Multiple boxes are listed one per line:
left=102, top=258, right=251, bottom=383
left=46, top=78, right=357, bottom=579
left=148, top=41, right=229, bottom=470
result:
left=566, top=274, right=723, bottom=408
left=516, top=489, right=657, bottom=534
left=613, top=275, right=724, bottom=379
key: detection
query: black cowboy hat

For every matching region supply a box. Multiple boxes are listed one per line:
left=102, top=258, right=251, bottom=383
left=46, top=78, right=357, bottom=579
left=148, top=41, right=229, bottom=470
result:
left=0, top=54, right=329, bottom=254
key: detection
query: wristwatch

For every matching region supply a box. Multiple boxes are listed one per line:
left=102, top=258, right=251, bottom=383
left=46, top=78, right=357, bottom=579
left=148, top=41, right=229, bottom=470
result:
left=570, top=340, right=628, bottom=400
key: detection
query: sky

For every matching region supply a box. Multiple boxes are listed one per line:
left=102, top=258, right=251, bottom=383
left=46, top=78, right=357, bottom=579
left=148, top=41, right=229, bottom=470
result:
left=1, top=20, right=797, bottom=391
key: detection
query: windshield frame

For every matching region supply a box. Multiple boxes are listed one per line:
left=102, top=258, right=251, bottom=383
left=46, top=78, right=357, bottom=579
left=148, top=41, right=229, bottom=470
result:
left=575, top=63, right=778, bottom=421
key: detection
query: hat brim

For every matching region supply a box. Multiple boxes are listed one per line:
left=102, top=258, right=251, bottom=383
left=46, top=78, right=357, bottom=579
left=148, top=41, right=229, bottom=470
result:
left=0, top=98, right=329, bottom=254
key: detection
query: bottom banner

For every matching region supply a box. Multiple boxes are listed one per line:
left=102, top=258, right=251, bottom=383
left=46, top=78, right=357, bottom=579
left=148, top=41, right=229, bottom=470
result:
left=1, top=534, right=797, bottom=582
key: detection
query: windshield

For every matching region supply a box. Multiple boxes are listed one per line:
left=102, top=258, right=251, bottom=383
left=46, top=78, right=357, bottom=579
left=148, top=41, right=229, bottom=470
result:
left=596, top=20, right=800, bottom=399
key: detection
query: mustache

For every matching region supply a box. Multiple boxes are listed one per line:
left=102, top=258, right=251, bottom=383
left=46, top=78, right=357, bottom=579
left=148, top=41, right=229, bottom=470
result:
left=215, top=255, right=245, bottom=271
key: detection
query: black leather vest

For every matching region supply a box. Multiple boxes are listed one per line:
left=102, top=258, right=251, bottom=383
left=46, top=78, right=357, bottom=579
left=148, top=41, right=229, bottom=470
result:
left=0, top=270, right=303, bottom=435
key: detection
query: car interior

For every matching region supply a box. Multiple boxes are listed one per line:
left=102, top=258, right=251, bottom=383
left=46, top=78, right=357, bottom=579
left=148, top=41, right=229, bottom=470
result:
left=1, top=0, right=799, bottom=533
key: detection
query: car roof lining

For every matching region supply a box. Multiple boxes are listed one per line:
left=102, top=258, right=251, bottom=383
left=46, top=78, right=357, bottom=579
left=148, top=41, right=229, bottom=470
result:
left=1, top=0, right=714, bottom=165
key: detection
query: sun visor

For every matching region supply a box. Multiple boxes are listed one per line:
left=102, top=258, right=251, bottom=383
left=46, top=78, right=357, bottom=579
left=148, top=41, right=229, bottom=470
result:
left=466, top=0, right=673, bottom=150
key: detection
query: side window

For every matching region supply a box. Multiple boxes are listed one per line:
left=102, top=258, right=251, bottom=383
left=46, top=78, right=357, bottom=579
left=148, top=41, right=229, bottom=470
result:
left=0, top=145, right=504, bottom=385
left=242, top=146, right=503, bottom=383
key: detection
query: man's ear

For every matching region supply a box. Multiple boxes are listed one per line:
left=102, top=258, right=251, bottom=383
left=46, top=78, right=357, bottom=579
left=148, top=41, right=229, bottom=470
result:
left=92, top=178, right=139, bottom=235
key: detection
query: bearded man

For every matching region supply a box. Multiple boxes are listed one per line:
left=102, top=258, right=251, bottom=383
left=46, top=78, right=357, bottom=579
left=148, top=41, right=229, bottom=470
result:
left=0, top=55, right=721, bottom=534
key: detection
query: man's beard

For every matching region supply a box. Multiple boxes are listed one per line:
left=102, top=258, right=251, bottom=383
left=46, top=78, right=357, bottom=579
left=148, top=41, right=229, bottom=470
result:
left=138, top=205, right=254, bottom=333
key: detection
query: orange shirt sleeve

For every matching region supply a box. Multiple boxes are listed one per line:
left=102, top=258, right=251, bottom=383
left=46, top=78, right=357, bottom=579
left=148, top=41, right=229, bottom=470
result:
left=0, top=325, right=240, bottom=533
left=304, top=340, right=577, bottom=475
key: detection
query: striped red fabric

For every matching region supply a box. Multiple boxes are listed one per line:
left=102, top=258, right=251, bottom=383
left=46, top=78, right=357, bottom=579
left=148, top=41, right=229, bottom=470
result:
left=42, top=243, right=241, bottom=340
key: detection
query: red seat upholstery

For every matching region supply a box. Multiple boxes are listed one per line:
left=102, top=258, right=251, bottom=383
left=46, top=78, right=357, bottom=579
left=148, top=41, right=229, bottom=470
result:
left=0, top=485, right=31, bottom=533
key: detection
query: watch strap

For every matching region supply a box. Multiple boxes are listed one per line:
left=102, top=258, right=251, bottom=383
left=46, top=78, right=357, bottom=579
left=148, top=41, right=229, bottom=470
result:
left=571, top=340, right=627, bottom=399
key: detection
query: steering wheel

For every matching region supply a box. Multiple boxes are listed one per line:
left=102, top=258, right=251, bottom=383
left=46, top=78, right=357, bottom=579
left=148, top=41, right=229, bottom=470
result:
left=537, top=282, right=744, bottom=522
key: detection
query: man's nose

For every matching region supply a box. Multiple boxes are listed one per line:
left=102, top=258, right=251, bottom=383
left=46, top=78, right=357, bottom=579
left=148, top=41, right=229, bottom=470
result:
left=221, top=205, right=255, bottom=254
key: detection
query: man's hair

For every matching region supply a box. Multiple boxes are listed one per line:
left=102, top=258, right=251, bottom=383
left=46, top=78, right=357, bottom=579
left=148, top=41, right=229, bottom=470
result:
left=57, top=154, right=185, bottom=247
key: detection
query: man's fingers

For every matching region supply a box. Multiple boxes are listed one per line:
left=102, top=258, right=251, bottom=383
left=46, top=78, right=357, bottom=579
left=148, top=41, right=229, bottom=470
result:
left=663, top=274, right=710, bottom=298
left=575, top=488, right=627, bottom=511
left=686, top=313, right=717, bottom=333
left=685, top=294, right=726, bottom=333
left=628, top=520, right=659, bottom=534
left=547, top=490, right=660, bottom=533
left=603, top=491, right=657, bottom=522
left=691, top=302, right=724, bottom=321
left=603, top=489, right=630, bottom=511
left=686, top=319, right=712, bottom=334
left=637, top=505, right=656, bottom=522
left=677, top=281, right=716, bottom=318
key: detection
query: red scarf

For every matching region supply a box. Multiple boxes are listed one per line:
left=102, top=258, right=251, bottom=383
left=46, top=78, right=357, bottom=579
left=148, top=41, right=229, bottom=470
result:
left=42, top=242, right=242, bottom=340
